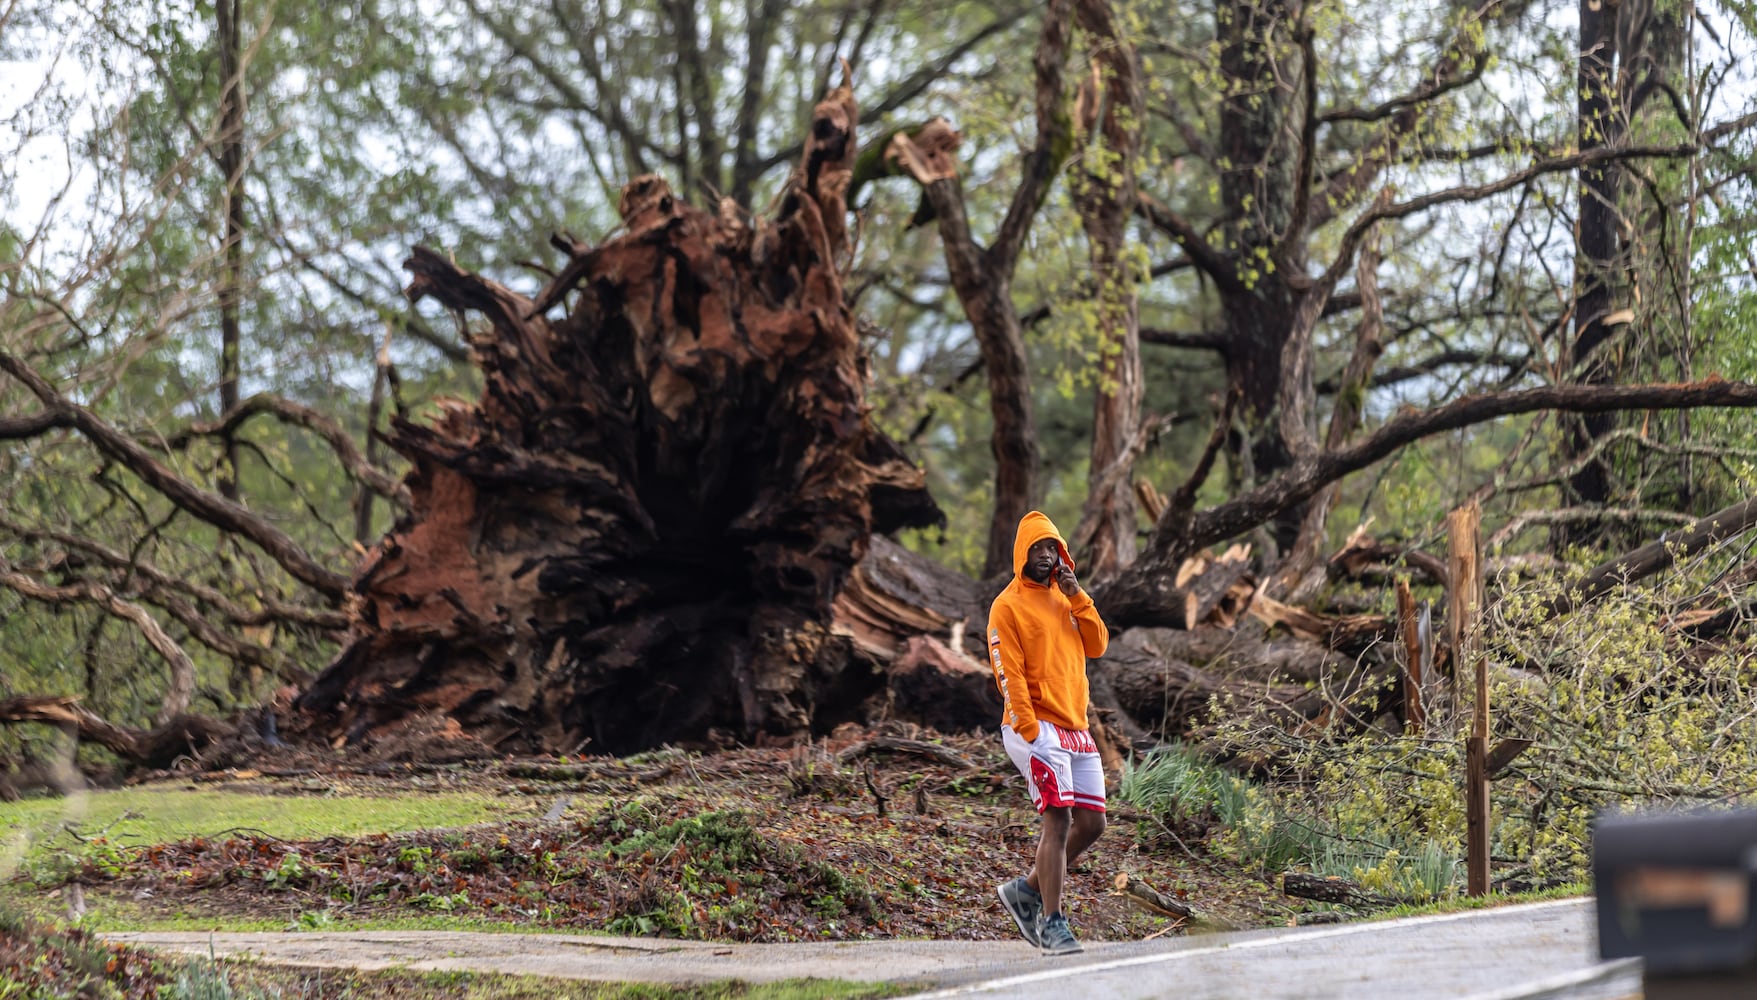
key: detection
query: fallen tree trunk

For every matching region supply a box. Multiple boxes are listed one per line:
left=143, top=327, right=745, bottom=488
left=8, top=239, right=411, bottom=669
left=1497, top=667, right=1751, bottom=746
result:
left=291, top=77, right=942, bottom=756
left=0, top=697, right=232, bottom=770
left=1281, top=871, right=1408, bottom=908
left=1544, top=495, right=1757, bottom=618
left=1100, top=631, right=1293, bottom=738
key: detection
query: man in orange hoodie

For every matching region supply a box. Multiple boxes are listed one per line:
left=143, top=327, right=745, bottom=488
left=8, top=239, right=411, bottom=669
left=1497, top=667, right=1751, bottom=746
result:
left=989, top=510, right=1109, bottom=955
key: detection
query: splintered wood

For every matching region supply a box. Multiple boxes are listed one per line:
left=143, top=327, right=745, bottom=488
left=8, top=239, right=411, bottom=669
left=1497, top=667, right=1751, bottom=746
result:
left=1174, top=544, right=1255, bottom=628
left=1114, top=872, right=1196, bottom=919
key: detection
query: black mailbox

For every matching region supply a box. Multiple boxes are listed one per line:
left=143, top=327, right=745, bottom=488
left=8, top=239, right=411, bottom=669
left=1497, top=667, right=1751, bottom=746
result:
left=1594, top=807, right=1757, bottom=981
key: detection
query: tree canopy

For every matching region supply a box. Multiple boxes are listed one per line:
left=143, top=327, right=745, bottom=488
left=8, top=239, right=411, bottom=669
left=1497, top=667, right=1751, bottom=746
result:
left=3, top=0, right=1757, bottom=759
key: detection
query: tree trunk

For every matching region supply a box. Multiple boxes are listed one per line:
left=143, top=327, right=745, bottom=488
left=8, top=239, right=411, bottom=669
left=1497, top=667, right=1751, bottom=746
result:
left=292, top=81, right=942, bottom=756
left=959, top=262, right=1041, bottom=580
left=1282, top=871, right=1406, bottom=908
left=1214, top=0, right=1309, bottom=555
left=1070, top=0, right=1146, bottom=579
left=882, top=3, right=1074, bottom=577
left=216, top=0, right=245, bottom=501
left=353, top=327, right=392, bottom=546
left=1563, top=0, right=1624, bottom=528
left=881, top=133, right=1038, bottom=583
left=1544, top=496, right=1757, bottom=618
left=1096, top=626, right=1390, bottom=741
left=1267, top=224, right=1386, bottom=600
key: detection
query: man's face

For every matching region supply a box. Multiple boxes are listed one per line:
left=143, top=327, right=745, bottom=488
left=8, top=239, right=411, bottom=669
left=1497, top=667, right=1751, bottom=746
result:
left=1024, top=538, right=1060, bottom=583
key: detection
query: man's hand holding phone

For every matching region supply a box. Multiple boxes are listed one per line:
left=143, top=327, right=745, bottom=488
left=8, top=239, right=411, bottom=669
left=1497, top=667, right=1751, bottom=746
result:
left=1053, top=554, right=1078, bottom=597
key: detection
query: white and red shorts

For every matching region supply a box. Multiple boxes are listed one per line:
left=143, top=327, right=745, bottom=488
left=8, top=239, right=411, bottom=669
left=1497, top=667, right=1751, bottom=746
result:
left=1002, top=721, right=1106, bottom=814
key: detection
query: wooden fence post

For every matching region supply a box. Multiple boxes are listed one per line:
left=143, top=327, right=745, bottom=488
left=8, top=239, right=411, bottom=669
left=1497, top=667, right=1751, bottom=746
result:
left=1395, top=577, right=1425, bottom=734
left=1448, top=501, right=1488, bottom=896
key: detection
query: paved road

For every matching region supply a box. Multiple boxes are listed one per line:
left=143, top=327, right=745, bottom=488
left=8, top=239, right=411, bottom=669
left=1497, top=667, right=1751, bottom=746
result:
left=907, top=899, right=1640, bottom=1000
left=110, top=898, right=1641, bottom=998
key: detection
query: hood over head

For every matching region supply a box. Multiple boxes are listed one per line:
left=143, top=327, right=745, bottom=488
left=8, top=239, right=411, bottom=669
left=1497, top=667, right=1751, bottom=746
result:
left=1012, top=510, right=1074, bottom=580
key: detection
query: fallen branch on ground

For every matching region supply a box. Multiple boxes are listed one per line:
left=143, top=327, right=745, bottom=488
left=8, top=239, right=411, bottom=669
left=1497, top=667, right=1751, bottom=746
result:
left=837, top=735, right=976, bottom=769
left=0, top=696, right=232, bottom=768
left=1115, top=871, right=1197, bottom=918
left=1281, top=871, right=1413, bottom=908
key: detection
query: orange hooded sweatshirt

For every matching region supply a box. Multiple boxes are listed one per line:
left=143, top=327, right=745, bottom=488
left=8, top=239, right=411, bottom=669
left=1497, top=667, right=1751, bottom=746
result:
left=986, top=511, right=1109, bottom=742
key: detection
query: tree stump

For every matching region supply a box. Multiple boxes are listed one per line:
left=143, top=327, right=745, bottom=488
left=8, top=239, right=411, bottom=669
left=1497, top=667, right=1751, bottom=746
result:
left=293, top=77, right=941, bottom=756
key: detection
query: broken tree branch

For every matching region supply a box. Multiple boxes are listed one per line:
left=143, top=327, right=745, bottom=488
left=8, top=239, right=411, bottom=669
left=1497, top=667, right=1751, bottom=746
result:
left=1182, top=380, right=1757, bottom=557
left=1101, top=380, right=1757, bottom=629
left=0, top=350, right=351, bottom=602
left=1115, top=872, right=1196, bottom=918
left=1282, top=871, right=1407, bottom=908
left=0, top=696, right=231, bottom=767
left=0, top=560, right=196, bottom=726
left=1543, top=496, right=1757, bottom=618
left=152, top=392, right=409, bottom=507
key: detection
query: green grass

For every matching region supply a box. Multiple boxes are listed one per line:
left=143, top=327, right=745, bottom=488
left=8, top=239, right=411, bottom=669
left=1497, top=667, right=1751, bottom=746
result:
left=0, top=885, right=632, bottom=934
left=1, top=785, right=538, bottom=849
left=1366, top=882, right=1592, bottom=921
left=233, top=964, right=906, bottom=999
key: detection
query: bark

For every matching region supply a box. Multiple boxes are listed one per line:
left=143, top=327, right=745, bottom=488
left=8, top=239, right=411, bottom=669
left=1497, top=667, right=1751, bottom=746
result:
left=879, top=635, right=1002, bottom=735
left=1100, top=630, right=1304, bottom=739
left=1565, top=0, right=1625, bottom=521
left=916, top=163, right=1042, bottom=580
left=831, top=533, right=980, bottom=659
left=355, top=328, right=393, bottom=545
left=1115, top=872, right=1196, bottom=918
left=1178, top=547, right=1256, bottom=629
left=1267, top=224, right=1387, bottom=601
left=293, top=81, right=943, bottom=756
left=1213, top=0, right=1305, bottom=551
left=216, top=0, right=245, bottom=501
left=1247, top=595, right=1393, bottom=654
left=1282, top=871, right=1406, bottom=908
left=1096, top=626, right=1390, bottom=741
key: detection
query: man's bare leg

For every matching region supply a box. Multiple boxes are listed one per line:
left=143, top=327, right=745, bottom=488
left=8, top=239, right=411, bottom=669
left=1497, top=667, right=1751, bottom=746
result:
left=1027, top=808, right=1105, bottom=902
left=1027, top=806, right=1072, bottom=917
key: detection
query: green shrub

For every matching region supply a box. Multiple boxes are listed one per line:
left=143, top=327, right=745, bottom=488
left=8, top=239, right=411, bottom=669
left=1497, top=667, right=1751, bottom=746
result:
left=1187, top=553, right=1757, bottom=902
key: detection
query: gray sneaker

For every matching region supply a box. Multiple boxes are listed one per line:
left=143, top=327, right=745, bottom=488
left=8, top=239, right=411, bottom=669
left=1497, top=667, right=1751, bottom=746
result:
left=1037, top=911, right=1083, bottom=956
left=997, top=878, right=1042, bottom=947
